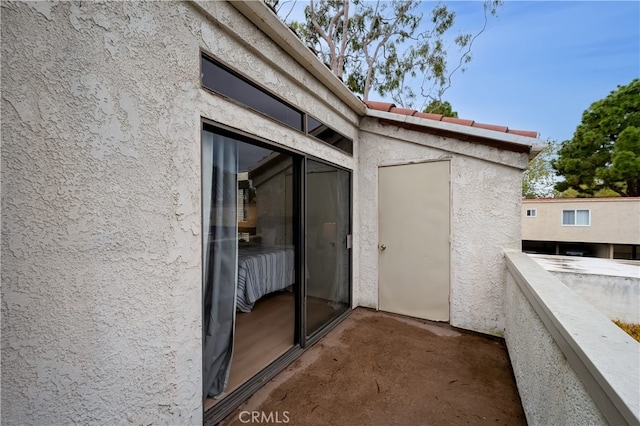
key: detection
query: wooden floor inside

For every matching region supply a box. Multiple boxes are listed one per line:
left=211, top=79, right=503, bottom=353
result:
left=205, top=291, right=295, bottom=411
left=204, top=291, right=349, bottom=412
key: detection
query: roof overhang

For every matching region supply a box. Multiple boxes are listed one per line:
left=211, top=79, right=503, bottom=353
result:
left=226, top=1, right=543, bottom=159
left=228, top=1, right=367, bottom=116
left=367, top=109, right=545, bottom=158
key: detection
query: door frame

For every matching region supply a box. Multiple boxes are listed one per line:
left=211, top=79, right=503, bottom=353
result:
left=202, top=120, right=353, bottom=424
left=377, top=159, right=452, bottom=321
left=302, top=157, right=353, bottom=346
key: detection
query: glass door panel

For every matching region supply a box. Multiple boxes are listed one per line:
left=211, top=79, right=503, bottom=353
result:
left=202, top=126, right=296, bottom=405
left=305, top=160, right=350, bottom=337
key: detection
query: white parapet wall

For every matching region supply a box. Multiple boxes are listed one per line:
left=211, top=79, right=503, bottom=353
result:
left=529, top=254, right=640, bottom=324
left=504, top=251, right=639, bottom=426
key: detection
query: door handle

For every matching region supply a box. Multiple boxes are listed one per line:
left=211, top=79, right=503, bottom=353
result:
left=379, top=244, right=387, bottom=250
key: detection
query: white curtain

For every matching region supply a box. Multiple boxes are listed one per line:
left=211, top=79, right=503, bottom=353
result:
left=576, top=210, right=590, bottom=225
left=202, top=130, right=238, bottom=398
left=563, top=210, right=575, bottom=225
left=307, top=161, right=350, bottom=306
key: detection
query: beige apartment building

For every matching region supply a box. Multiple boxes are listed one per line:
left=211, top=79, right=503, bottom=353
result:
left=522, top=198, right=640, bottom=259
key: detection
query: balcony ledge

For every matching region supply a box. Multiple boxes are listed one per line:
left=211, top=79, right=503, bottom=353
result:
left=504, top=250, right=639, bottom=425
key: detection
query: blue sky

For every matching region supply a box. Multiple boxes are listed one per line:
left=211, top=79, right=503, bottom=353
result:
left=415, top=1, right=640, bottom=142
left=280, top=1, right=639, bottom=143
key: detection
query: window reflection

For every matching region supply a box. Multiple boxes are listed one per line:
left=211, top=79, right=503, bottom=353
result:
left=306, top=160, right=350, bottom=336
left=200, top=54, right=353, bottom=156
left=307, top=116, right=353, bottom=155
left=201, top=55, right=303, bottom=130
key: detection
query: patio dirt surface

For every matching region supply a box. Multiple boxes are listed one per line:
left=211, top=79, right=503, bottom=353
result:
left=220, top=308, right=526, bottom=426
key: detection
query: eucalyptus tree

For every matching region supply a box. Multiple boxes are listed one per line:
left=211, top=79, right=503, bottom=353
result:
left=522, top=141, right=558, bottom=199
left=267, top=0, right=502, bottom=109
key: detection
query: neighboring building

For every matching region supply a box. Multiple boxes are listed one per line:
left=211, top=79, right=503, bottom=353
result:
left=522, top=198, right=640, bottom=259
left=2, top=1, right=544, bottom=424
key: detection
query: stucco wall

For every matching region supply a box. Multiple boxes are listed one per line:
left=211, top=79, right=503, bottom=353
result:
left=2, top=0, right=542, bottom=421
left=2, top=1, right=358, bottom=424
left=528, top=254, right=640, bottom=323
left=504, top=251, right=639, bottom=425
left=2, top=2, right=203, bottom=423
left=504, top=272, right=607, bottom=425
left=551, top=272, right=640, bottom=323
left=358, top=118, right=529, bottom=335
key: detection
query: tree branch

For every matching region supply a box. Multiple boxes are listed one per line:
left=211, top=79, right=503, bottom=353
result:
left=309, top=0, right=336, bottom=64
left=336, top=0, right=349, bottom=74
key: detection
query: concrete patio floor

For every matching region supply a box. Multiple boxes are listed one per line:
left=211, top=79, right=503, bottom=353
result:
left=220, top=308, right=526, bottom=425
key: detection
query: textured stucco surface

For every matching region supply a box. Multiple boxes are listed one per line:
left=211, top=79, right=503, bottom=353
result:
left=2, top=2, right=204, bottom=423
left=504, top=273, right=607, bottom=425
left=529, top=255, right=640, bottom=323
left=2, top=1, right=359, bottom=424
left=357, top=118, right=529, bottom=335
left=551, top=272, right=640, bottom=323
left=2, top=0, right=541, bottom=422
left=505, top=252, right=639, bottom=425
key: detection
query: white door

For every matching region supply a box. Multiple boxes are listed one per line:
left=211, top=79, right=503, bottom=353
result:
left=378, top=161, right=450, bottom=321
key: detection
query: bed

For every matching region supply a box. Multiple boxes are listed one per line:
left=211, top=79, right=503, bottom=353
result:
left=236, top=244, right=295, bottom=312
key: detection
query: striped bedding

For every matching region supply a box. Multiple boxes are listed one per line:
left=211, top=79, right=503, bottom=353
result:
left=236, top=245, right=295, bottom=312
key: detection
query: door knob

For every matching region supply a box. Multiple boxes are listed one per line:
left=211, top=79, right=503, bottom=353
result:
left=379, top=244, right=387, bottom=250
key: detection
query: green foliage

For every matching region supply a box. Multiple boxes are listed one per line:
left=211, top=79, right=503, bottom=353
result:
left=555, top=188, right=581, bottom=198
left=554, top=187, right=621, bottom=198
left=423, top=100, right=458, bottom=118
left=522, top=141, right=558, bottom=199
left=593, top=188, right=621, bottom=198
left=271, top=0, right=501, bottom=108
left=552, top=79, right=640, bottom=197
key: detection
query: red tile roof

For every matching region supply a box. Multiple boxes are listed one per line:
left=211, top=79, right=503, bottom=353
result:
left=365, top=101, right=538, bottom=139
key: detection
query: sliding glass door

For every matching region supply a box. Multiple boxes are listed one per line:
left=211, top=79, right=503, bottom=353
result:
left=305, top=160, right=350, bottom=337
left=202, top=125, right=352, bottom=410
left=202, top=127, right=296, bottom=401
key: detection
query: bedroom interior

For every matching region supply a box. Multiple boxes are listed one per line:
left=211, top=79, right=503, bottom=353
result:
left=202, top=125, right=351, bottom=414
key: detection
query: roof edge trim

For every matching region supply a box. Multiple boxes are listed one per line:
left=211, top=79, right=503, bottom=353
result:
left=367, top=108, right=545, bottom=156
left=227, top=1, right=367, bottom=116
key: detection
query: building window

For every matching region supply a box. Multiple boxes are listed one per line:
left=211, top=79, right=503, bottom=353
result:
left=306, top=115, right=353, bottom=155
left=562, top=209, right=590, bottom=226
left=201, top=53, right=354, bottom=156
left=201, top=54, right=303, bottom=130
left=526, top=209, right=536, bottom=217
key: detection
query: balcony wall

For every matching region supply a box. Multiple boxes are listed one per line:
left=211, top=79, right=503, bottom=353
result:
left=528, top=254, right=640, bottom=324
left=504, top=251, right=639, bottom=425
